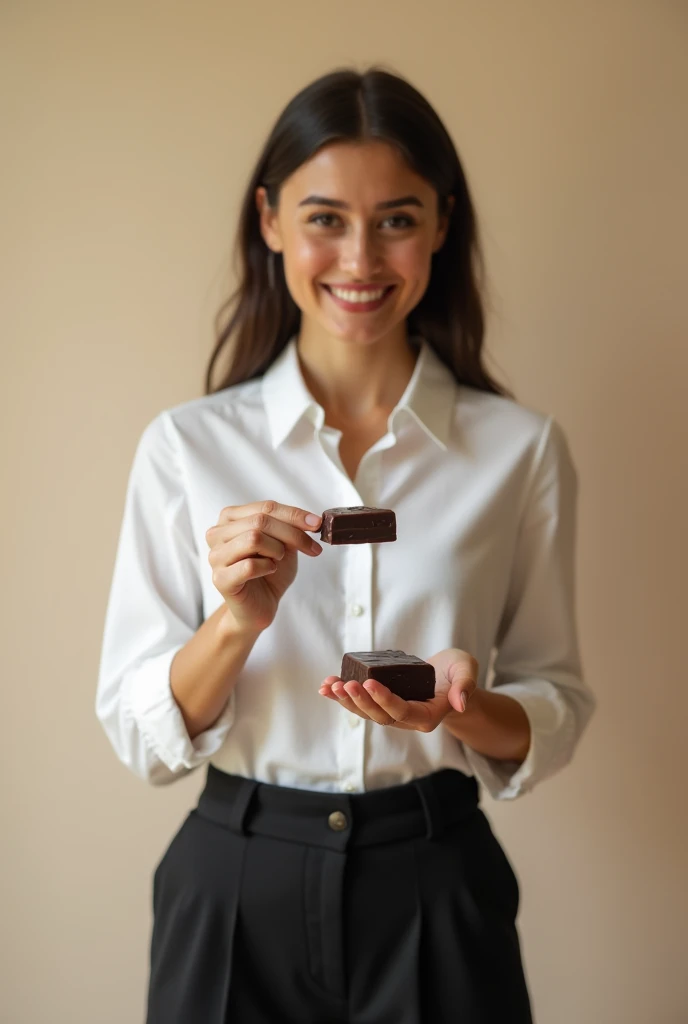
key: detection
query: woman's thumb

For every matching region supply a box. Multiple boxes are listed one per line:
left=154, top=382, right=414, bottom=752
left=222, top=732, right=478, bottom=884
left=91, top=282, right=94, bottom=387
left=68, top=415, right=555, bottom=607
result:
left=446, top=658, right=478, bottom=714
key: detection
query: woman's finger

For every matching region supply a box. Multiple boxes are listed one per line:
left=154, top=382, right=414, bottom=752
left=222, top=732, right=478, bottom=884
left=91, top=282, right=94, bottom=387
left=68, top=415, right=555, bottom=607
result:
left=325, top=680, right=372, bottom=720
left=208, top=528, right=286, bottom=570
left=218, top=499, right=321, bottom=531
left=211, top=557, right=278, bottom=597
left=320, top=679, right=367, bottom=719
left=360, top=680, right=445, bottom=732
left=208, top=501, right=323, bottom=555
left=359, top=680, right=418, bottom=725
left=339, top=681, right=397, bottom=726
left=318, top=679, right=341, bottom=701
left=448, top=684, right=477, bottom=714
left=208, top=512, right=322, bottom=558
left=445, top=663, right=478, bottom=714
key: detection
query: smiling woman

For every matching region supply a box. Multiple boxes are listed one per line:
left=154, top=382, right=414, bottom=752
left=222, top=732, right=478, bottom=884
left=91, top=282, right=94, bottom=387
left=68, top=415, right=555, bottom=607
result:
left=257, top=139, right=454, bottom=357
left=97, top=64, right=594, bottom=1024
left=206, top=67, right=508, bottom=400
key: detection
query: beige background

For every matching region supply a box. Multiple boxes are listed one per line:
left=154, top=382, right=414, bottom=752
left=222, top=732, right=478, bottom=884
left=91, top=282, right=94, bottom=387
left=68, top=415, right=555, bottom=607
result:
left=3, top=1, right=687, bottom=1021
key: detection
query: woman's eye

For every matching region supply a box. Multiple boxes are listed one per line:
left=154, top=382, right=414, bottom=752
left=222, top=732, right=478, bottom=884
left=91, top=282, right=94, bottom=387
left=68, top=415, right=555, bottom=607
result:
left=309, top=213, right=340, bottom=227
left=307, top=212, right=416, bottom=230
left=382, top=215, right=415, bottom=229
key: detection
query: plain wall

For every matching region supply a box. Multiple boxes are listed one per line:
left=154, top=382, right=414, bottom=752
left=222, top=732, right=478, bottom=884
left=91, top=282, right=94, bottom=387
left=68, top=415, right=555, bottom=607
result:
left=3, top=2, right=687, bottom=1021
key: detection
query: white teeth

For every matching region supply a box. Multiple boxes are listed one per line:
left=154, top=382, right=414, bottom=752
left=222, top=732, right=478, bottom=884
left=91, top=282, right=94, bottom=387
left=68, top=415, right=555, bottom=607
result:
left=329, top=287, right=387, bottom=303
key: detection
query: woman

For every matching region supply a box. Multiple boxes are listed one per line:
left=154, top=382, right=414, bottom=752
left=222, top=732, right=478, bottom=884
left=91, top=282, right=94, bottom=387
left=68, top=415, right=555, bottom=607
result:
left=96, top=67, right=595, bottom=1023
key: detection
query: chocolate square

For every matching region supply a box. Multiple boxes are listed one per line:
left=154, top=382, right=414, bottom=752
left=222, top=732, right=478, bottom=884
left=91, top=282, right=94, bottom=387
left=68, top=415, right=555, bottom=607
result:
left=320, top=506, right=396, bottom=545
left=340, top=649, right=435, bottom=701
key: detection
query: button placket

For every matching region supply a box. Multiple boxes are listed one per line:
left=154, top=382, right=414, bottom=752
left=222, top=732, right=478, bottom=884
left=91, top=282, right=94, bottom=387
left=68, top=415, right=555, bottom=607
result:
left=337, top=496, right=374, bottom=794
left=337, top=687, right=366, bottom=792
left=343, top=543, right=372, bottom=654
left=331, top=448, right=387, bottom=797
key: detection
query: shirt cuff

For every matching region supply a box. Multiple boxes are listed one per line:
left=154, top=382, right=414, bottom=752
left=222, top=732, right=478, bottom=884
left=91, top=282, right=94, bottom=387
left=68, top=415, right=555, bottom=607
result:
left=462, top=681, right=575, bottom=800
left=122, top=646, right=236, bottom=777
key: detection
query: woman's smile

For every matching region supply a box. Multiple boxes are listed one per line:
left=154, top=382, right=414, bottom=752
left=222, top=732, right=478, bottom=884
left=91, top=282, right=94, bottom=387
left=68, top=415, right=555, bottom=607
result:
left=321, top=282, right=396, bottom=313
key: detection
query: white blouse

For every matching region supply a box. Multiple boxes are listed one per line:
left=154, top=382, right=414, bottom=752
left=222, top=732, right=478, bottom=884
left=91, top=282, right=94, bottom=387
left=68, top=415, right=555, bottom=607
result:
left=96, top=337, right=595, bottom=798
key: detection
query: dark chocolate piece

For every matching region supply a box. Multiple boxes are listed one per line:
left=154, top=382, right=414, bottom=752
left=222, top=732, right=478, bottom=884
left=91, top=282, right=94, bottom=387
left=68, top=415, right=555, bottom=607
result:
left=340, top=649, right=435, bottom=702
left=320, top=506, right=396, bottom=545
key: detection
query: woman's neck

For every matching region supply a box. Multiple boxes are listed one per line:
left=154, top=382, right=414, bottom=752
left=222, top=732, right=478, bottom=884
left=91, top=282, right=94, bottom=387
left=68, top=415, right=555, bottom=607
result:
left=296, top=323, right=418, bottom=427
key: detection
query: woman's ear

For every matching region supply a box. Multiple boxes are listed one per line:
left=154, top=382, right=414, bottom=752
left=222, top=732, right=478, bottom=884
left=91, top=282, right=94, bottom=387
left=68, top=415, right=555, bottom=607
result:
left=255, top=186, right=283, bottom=253
left=432, top=194, right=455, bottom=253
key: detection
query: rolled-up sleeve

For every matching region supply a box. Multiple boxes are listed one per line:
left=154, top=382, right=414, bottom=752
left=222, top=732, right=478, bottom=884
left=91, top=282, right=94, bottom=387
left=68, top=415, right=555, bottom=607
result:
left=464, top=416, right=596, bottom=800
left=95, top=412, right=235, bottom=785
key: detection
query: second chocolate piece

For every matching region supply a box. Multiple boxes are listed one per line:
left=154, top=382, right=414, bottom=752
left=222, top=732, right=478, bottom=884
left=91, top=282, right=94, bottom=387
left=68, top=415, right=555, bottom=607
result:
left=320, top=506, right=396, bottom=544
left=340, top=649, right=436, bottom=701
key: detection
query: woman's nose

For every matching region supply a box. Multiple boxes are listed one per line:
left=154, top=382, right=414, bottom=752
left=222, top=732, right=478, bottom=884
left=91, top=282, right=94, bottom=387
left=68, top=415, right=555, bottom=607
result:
left=339, top=228, right=383, bottom=279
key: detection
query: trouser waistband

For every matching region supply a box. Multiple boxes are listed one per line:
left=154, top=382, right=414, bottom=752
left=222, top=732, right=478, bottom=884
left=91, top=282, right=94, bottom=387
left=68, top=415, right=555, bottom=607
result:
left=197, top=765, right=480, bottom=852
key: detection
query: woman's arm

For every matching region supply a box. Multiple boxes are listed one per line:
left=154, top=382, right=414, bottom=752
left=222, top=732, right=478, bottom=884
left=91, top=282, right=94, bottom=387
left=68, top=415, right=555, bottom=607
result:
left=170, top=606, right=260, bottom=740
left=457, top=417, right=595, bottom=799
left=96, top=413, right=241, bottom=785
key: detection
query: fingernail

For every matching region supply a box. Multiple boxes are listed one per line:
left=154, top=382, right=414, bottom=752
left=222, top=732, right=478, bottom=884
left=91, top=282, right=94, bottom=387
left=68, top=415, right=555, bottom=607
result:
left=460, top=692, right=469, bottom=712
left=310, top=540, right=322, bottom=554
left=305, top=513, right=321, bottom=527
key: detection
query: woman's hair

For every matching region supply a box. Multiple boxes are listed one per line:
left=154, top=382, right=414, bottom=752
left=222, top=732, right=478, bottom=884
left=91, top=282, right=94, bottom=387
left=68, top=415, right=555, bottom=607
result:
left=205, top=66, right=512, bottom=399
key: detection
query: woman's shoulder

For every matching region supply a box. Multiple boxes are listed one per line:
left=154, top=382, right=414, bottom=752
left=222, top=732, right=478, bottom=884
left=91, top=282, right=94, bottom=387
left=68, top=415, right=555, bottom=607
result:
left=452, top=387, right=576, bottom=488
left=165, top=377, right=265, bottom=428
left=132, top=378, right=266, bottom=463
left=139, top=378, right=262, bottom=440
left=455, top=383, right=553, bottom=443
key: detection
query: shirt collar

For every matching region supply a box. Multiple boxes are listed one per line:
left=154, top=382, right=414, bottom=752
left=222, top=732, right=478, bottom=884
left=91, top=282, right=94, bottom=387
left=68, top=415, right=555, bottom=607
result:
left=261, top=335, right=456, bottom=450
left=390, top=337, right=456, bottom=450
left=261, top=337, right=324, bottom=448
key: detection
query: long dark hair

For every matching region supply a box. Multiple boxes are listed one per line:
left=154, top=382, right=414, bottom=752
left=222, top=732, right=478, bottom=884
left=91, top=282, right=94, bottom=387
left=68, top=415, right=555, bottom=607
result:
left=205, top=67, right=512, bottom=399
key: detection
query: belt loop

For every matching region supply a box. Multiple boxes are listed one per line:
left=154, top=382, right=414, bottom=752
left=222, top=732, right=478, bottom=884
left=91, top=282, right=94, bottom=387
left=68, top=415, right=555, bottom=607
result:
left=227, top=777, right=259, bottom=835
left=412, top=773, right=446, bottom=841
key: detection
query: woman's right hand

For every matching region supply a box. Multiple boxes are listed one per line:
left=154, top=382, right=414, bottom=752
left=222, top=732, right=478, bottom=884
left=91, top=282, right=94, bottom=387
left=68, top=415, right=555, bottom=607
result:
left=206, top=500, right=323, bottom=634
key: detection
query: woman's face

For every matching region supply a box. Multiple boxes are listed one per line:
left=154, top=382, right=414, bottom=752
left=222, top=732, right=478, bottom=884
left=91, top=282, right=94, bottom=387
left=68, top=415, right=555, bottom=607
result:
left=256, top=140, right=452, bottom=347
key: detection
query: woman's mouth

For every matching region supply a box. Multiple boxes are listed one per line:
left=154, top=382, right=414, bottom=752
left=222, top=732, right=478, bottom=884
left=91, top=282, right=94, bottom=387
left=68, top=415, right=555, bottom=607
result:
left=321, top=284, right=396, bottom=313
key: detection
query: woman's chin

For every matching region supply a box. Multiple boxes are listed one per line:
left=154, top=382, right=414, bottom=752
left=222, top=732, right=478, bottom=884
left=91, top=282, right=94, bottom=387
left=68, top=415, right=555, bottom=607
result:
left=318, top=315, right=404, bottom=347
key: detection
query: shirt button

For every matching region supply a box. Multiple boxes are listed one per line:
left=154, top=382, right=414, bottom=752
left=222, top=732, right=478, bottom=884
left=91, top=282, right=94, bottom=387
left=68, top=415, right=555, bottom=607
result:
left=343, top=783, right=356, bottom=793
left=328, top=810, right=348, bottom=831
left=350, top=604, right=364, bottom=617
left=348, top=716, right=361, bottom=728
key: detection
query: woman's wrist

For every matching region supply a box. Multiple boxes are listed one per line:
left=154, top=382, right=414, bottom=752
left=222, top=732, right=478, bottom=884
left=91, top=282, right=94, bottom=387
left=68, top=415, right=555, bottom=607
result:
left=218, top=604, right=265, bottom=644
left=443, top=685, right=486, bottom=736
left=442, top=687, right=531, bottom=764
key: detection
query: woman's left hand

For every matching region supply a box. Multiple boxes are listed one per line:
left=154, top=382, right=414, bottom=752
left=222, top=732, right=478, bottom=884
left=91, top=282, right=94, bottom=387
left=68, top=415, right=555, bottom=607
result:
left=318, top=647, right=479, bottom=732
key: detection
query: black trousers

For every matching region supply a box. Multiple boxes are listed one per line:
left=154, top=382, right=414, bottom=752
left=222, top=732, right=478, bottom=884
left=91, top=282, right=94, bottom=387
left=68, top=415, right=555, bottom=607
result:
left=146, top=766, right=532, bottom=1023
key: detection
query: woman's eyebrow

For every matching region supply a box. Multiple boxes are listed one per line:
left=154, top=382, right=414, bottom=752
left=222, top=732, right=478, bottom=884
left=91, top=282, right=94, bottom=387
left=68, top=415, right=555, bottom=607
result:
left=298, top=194, right=424, bottom=210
